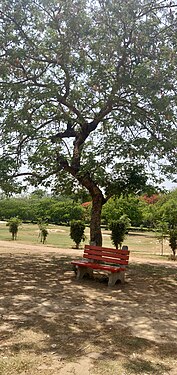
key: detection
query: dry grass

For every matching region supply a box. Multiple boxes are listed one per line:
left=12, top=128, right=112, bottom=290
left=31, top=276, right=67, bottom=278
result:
left=0, top=221, right=172, bottom=258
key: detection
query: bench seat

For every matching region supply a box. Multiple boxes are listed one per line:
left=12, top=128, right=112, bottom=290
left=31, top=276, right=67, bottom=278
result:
left=71, top=260, right=126, bottom=272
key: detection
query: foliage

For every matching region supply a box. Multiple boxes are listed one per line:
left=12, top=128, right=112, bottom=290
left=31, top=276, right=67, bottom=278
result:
left=155, top=220, right=169, bottom=256
left=1, top=188, right=177, bottom=234
left=109, top=215, right=131, bottom=249
left=102, top=195, right=143, bottom=226
left=0, top=196, right=84, bottom=224
left=140, top=194, right=160, bottom=205
left=6, top=216, right=22, bottom=240
left=70, top=189, right=91, bottom=204
left=0, top=0, right=177, bottom=244
left=81, top=201, right=92, bottom=224
left=139, top=201, right=158, bottom=228
left=49, top=201, right=84, bottom=225
left=30, top=189, right=47, bottom=198
left=38, top=221, right=48, bottom=244
left=158, top=198, right=177, bottom=229
left=70, top=220, right=85, bottom=249
left=169, top=229, right=177, bottom=257
left=0, top=197, right=36, bottom=222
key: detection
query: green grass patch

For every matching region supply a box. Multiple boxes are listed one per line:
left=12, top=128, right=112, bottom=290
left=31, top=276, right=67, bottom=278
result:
left=0, top=221, right=172, bottom=257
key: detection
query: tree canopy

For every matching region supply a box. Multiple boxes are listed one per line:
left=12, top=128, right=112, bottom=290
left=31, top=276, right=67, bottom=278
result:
left=0, top=0, right=177, bottom=244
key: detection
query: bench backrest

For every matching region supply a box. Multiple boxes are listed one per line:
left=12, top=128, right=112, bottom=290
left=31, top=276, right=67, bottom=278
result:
left=83, top=245, right=129, bottom=266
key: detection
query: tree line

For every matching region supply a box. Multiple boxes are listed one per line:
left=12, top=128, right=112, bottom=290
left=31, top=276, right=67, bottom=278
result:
left=0, top=189, right=177, bottom=230
left=0, top=196, right=84, bottom=225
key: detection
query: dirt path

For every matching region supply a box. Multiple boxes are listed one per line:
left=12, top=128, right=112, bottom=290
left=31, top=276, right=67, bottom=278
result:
left=0, top=239, right=176, bottom=267
left=0, top=239, right=82, bottom=256
left=0, top=240, right=177, bottom=375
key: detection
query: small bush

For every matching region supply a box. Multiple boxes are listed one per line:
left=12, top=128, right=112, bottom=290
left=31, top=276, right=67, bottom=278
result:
left=169, top=229, right=177, bottom=258
left=109, top=215, right=130, bottom=249
left=38, top=220, right=48, bottom=244
left=70, top=220, right=85, bottom=249
left=6, top=217, right=22, bottom=240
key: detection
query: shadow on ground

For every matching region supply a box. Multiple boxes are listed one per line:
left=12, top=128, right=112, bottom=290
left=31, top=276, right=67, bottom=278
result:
left=0, top=252, right=177, bottom=374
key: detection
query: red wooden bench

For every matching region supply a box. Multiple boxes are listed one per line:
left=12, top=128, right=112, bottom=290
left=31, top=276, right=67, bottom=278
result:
left=71, top=244, right=129, bottom=287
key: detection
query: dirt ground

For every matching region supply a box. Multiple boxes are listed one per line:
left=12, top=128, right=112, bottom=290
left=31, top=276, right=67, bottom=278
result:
left=0, top=240, right=177, bottom=375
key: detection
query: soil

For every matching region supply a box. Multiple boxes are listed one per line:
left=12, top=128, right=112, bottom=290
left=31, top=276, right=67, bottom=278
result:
left=0, top=239, right=177, bottom=375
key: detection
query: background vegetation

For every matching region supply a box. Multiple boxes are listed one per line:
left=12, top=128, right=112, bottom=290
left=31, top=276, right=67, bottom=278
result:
left=0, top=188, right=177, bottom=256
left=0, top=188, right=177, bottom=230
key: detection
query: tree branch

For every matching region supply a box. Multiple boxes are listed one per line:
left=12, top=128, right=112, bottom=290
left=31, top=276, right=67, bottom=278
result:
left=117, top=98, right=162, bottom=140
left=56, top=153, right=106, bottom=201
left=12, top=169, right=58, bottom=183
left=139, top=2, right=177, bottom=18
left=51, top=126, right=77, bottom=142
left=17, top=119, right=56, bottom=157
left=58, top=97, right=86, bottom=125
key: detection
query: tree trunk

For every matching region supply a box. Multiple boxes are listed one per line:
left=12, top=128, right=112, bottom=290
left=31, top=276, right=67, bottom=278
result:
left=61, top=162, right=106, bottom=247
left=90, top=193, right=104, bottom=246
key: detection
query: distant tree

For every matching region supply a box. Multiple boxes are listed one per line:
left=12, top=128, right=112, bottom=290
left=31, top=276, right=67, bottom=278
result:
left=30, top=189, right=46, bottom=198
left=159, top=198, right=177, bottom=229
left=71, top=189, right=91, bottom=204
left=102, top=195, right=143, bottom=227
left=155, top=221, right=168, bottom=256
left=50, top=201, right=84, bottom=224
left=141, top=194, right=160, bottom=205
left=6, top=217, right=21, bottom=240
left=140, top=200, right=159, bottom=228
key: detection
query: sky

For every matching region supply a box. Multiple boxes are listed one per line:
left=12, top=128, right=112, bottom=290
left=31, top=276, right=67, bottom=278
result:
left=161, top=180, right=177, bottom=191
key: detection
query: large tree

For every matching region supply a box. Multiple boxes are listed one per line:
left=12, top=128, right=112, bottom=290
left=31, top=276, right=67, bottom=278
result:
left=0, top=0, right=177, bottom=245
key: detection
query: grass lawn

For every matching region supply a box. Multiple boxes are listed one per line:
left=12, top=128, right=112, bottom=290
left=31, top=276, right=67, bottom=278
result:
left=0, top=222, right=75, bottom=248
left=0, top=221, right=172, bottom=258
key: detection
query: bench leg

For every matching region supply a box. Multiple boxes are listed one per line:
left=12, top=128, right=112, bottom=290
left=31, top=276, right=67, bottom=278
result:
left=108, top=271, right=125, bottom=287
left=76, top=266, right=93, bottom=280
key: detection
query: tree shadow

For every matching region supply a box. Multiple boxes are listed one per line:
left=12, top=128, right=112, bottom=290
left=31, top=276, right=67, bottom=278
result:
left=0, top=253, right=177, bottom=373
left=124, top=357, right=170, bottom=374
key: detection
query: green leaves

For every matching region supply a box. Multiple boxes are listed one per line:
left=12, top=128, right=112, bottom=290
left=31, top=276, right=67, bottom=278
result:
left=0, top=0, right=177, bottom=197
left=70, top=219, right=85, bottom=248
left=109, top=215, right=130, bottom=249
left=6, top=216, right=22, bottom=240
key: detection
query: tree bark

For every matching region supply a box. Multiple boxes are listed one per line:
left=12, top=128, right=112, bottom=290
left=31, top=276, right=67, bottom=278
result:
left=60, top=161, right=106, bottom=246
left=55, top=124, right=108, bottom=246
left=90, top=192, right=104, bottom=246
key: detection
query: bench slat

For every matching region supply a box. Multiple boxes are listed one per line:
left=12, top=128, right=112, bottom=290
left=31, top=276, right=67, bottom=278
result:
left=84, top=249, right=129, bottom=260
left=85, top=244, right=129, bottom=255
left=83, top=254, right=128, bottom=265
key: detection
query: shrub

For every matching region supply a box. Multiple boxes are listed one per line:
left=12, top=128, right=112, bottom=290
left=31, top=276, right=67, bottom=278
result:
left=109, top=215, right=130, bottom=249
left=6, top=217, right=22, bottom=240
left=169, top=229, right=177, bottom=258
left=38, top=221, right=48, bottom=244
left=70, top=220, right=85, bottom=249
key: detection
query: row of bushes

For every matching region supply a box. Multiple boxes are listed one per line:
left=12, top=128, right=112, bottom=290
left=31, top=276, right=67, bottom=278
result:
left=7, top=216, right=130, bottom=250
left=6, top=216, right=177, bottom=257
left=1, top=188, right=177, bottom=230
